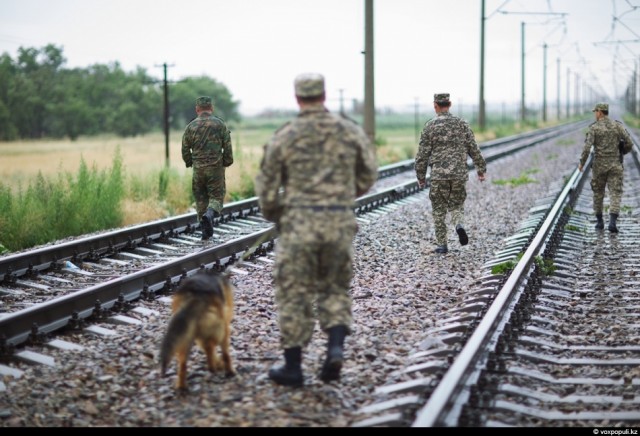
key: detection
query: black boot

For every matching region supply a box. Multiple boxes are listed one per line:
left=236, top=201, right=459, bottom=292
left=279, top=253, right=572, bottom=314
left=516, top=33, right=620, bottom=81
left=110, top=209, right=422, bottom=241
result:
left=595, top=213, right=604, bottom=230
left=200, top=208, right=215, bottom=240
left=456, top=224, right=468, bottom=246
left=268, top=347, right=303, bottom=387
left=320, top=325, right=348, bottom=383
left=608, top=213, right=619, bottom=233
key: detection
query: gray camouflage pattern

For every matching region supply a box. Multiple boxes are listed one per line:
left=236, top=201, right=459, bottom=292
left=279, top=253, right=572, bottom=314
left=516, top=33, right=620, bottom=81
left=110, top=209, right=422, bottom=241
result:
left=182, top=111, right=233, bottom=221
left=255, top=103, right=377, bottom=348
left=415, top=111, right=486, bottom=246
left=580, top=116, right=632, bottom=215
left=430, top=179, right=467, bottom=246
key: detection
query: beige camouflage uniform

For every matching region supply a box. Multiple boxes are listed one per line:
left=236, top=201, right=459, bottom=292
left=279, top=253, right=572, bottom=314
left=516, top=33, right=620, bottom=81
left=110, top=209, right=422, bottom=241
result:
left=415, top=93, right=486, bottom=248
left=255, top=76, right=377, bottom=350
left=579, top=103, right=632, bottom=216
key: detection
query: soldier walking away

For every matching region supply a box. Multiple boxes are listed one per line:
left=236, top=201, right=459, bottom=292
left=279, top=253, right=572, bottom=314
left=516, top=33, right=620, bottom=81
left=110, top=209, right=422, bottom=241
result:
left=415, top=93, right=487, bottom=254
left=182, top=96, right=234, bottom=240
left=578, top=103, right=632, bottom=233
left=255, top=73, right=378, bottom=387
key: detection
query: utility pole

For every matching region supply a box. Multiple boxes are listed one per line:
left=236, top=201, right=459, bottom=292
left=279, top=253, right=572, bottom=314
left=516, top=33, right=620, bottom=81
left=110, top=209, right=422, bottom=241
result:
left=363, top=0, right=375, bottom=143
left=574, top=72, right=580, bottom=116
left=521, top=22, right=526, bottom=123
left=339, top=89, right=345, bottom=115
left=566, top=67, right=571, bottom=118
left=479, top=0, right=486, bottom=130
left=414, top=97, right=420, bottom=144
left=542, top=43, right=548, bottom=122
left=556, top=58, right=561, bottom=120
left=156, top=62, right=174, bottom=168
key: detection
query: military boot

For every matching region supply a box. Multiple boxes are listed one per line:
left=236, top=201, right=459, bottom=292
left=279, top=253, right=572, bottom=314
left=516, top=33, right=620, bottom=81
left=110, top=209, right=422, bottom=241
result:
left=456, top=224, right=469, bottom=246
left=608, top=213, right=619, bottom=233
left=435, top=245, right=448, bottom=254
left=200, top=207, right=215, bottom=240
left=268, top=347, right=303, bottom=387
left=320, top=325, right=348, bottom=383
left=595, top=213, right=604, bottom=230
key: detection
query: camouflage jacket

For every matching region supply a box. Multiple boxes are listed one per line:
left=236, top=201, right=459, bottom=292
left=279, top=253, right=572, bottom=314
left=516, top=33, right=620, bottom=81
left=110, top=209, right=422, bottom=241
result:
left=255, top=104, right=378, bottom=223
left=182, top=112, right=233, bottom=169
left=580, top=116, right=633, bottom=169
left=415, top=111, right=486, bottom=182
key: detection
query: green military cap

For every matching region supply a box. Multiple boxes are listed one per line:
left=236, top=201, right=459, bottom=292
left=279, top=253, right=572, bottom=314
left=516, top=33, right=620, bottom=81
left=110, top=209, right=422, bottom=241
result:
left=592, top=103, right=608, bottom=112
left=294, top=73, right=325, bottom=97
left=434, top=93, right=450, bottom=103
left=196, top=96, right=212, bottom=107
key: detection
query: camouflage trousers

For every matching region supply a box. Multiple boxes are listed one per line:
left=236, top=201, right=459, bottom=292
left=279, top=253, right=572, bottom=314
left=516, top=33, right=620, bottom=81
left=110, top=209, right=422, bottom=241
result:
left=192, top=166, right=225, bottom=221
left=274, top=210, right=356, bottom=349
left=591, top=163, right=623, bottom=215
left=429, top=179, right=467, bottom=246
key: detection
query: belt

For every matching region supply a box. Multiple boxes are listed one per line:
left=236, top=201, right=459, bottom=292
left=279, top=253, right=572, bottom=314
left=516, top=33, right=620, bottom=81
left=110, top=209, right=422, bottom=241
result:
left=291, top=205, right=350, bottom=211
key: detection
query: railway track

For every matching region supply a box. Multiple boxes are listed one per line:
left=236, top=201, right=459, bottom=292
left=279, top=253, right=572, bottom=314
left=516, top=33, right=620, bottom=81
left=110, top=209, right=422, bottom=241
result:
left=0, top=121, right=587, bottom=359
left=1, top=121, right=608, bottom=425
left=351, top=128, right=640, bottom=427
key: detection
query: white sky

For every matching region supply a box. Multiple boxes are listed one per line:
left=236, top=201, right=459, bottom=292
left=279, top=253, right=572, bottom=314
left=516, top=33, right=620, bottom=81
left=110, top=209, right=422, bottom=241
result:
left=1, top=0, right=639, bottom=115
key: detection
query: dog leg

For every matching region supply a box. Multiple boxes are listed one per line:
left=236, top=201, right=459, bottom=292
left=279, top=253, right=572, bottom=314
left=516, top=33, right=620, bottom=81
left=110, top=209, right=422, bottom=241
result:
left=221, top=332, right=235, bottom=377
left=176, top=348, right=189, bottom=391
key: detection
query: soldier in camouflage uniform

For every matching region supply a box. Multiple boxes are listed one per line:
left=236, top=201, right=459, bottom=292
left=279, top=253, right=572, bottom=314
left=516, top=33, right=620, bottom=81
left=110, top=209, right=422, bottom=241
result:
left=182, top=96, right=234, bottom=240
left=255, top=73, right=378, bottom=387
left=415, top=93, right=487, bottom=254
left=578, top=103, right=632, bottom=232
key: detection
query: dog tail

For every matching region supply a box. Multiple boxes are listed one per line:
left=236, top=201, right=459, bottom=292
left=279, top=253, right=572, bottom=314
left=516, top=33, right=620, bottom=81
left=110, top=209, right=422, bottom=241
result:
left=159, top=298, right=208, bottom=376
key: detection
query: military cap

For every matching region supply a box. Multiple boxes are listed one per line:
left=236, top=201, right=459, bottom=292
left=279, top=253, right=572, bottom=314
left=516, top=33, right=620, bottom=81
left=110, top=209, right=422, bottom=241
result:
left=592, top=103, right=608, bottom=112
left=434, top=93, right=450, bottom=104
left=294, top=73, right=325, bottom=97
left=196, top=96, right=212, bottom=107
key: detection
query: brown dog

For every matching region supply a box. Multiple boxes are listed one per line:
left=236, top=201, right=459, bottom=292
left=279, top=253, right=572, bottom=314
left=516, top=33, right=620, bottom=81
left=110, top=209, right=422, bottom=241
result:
left=159, top=271, right=235, bottom=391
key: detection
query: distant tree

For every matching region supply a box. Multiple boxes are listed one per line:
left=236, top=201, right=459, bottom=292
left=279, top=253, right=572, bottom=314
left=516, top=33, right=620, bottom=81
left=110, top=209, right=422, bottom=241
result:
left=0, top=45, right=239, bottom=140
left=170, top=76, right=240, bottom=129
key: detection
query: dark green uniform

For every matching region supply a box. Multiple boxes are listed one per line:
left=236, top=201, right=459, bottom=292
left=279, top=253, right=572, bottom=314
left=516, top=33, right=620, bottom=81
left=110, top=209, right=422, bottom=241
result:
left=182, top=111, right=233, bottom=220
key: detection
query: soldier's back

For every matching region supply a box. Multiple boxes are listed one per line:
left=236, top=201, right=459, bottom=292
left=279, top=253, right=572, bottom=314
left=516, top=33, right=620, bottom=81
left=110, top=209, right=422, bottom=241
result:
left=274, top=108, right=369, bottom=207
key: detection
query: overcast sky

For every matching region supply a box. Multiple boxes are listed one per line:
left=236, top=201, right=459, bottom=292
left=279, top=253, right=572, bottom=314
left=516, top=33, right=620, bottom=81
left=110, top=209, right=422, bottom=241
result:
left=1, top=0, right=638, bottom=115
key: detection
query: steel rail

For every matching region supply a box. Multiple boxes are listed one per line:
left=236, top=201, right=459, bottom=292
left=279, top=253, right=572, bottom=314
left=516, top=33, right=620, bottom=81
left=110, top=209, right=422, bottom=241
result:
left=0, top=227, right=277, bottom=348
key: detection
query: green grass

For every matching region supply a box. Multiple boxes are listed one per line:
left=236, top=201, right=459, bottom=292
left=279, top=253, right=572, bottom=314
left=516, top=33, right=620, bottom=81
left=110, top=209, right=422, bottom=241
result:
left=0, top=150, right=125, bottom=251
left=492, top=171, right=539, bottom=187
left=565, top=224, right=583, bottom=233
left=490, top=254, right=555, bottom=276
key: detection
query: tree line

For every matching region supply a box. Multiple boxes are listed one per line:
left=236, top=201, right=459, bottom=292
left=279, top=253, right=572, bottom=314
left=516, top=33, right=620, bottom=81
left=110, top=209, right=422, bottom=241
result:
left=0, top=44, right=241, bottom=141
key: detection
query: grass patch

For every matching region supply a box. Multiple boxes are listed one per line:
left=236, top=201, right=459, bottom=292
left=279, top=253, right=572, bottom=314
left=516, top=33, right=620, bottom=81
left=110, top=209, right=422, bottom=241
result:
left=490, top=254, right=555, bottom=276
left=492, top=172, right=539, bottom=187
left=0, top=150, right=125, bottom=251
left=535, top=256, right=556, bottom=276
left=564, top=224, right=584, bottom=233
left=555, top=138, right=575, bottom=147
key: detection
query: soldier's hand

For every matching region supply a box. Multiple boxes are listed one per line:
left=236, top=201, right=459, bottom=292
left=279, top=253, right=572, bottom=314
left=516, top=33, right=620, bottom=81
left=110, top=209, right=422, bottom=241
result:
left=185, top=160, right=193, bottom=168
left=578, top=165, right=583, bottom=172
left=417, top=179, right=426, bottom=189
left=478, top=173, right=486, bottom=182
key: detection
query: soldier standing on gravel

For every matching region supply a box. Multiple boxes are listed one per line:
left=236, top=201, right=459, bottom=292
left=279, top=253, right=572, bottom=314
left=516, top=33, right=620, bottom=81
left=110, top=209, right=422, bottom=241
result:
left=255, top=73, right=378, bottom=387
left=579, top=103, right=633, bottom=233
left=415, top=93, right=487, bottom=254
left=182, top=96, right=234, bottom=240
